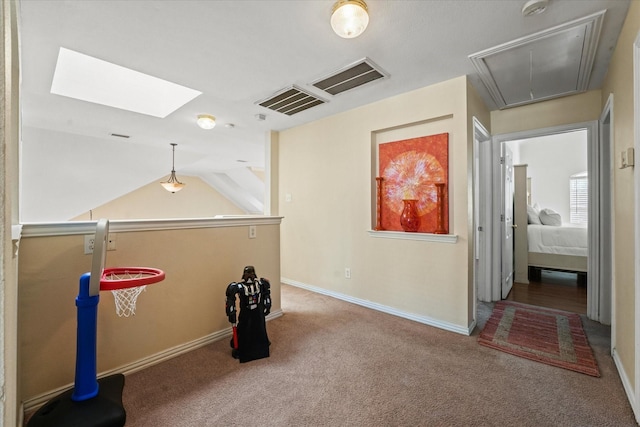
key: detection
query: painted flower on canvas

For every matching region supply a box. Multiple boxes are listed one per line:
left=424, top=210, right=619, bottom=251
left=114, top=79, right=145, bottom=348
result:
left=378, top=133, right=448, bottom=233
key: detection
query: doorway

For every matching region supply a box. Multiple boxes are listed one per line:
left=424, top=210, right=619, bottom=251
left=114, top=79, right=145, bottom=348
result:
left=477, top=120, right=612, bottom=325
left=504, top=130, right=589, bottom=314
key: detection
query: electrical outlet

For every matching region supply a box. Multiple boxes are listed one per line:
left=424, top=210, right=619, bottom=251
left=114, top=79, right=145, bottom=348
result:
left=84, top=235, right=95, bottom=254
left=85, top=233, right=116, bottom=254
left=249, top=225, right=257, bottom=239
left=345, top=268, right=351, bottom=279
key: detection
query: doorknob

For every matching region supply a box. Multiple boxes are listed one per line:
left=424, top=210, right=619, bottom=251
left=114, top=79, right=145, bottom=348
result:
left=512, top=224, right=518, bottom=229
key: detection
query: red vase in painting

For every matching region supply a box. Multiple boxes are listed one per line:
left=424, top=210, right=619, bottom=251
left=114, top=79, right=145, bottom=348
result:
left=400, top=199, right=420, bottom=232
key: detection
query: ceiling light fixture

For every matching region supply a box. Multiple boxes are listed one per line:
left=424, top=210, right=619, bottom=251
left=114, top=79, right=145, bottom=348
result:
left=196, top=114, right=216, bottom=129
left=331, top=0, right=369, bottom=39
left=522, top=0, right=549, bottom=17
left=160, top=143, right=186, bottom=193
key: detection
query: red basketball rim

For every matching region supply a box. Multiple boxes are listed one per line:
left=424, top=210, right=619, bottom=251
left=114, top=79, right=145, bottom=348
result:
left=100, top=267, right=165, bottom=291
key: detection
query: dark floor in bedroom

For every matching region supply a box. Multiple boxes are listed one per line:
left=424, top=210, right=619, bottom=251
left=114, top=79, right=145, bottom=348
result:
left=507, top=270, right=587, bottom=314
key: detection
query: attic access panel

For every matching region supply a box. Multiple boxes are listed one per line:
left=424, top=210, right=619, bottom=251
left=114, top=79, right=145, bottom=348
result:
left=469, top=11, right=605, bottom=109
left=312, top=58, right=387, bottom=96
left=485, top=27, right=585, bottom=104
left=257, top=86, right=326, bottom=116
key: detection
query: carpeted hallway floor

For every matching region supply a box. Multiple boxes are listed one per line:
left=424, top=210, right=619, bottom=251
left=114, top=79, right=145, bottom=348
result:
left=71, top=285, right=638, bottom=426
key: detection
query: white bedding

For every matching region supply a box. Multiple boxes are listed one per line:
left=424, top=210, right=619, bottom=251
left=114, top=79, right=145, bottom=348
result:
left=527, top=224, right=588, bottom=257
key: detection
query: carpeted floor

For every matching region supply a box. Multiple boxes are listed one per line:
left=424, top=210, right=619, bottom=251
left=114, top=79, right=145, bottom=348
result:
left=479, top=300, right=600, bottom=377
left=27, top=284, right=636, bottom=426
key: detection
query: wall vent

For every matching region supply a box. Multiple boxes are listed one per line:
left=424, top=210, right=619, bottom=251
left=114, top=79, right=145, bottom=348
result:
left=312, top=58, right=387, bottom=96
left=257, top=85, right=326, bottom=116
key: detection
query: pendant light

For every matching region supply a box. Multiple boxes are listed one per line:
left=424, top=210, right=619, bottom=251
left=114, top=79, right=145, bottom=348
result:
left=160, top=143, right=186, bottom=193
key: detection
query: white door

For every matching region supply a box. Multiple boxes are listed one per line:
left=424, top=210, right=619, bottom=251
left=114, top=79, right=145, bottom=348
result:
left=502, top=145, right=515, bottom=299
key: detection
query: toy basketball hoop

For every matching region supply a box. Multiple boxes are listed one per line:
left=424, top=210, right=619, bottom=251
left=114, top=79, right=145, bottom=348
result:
left=100, top=267, right=165, bottom=317
left=28, top=218, right=166, bottom=427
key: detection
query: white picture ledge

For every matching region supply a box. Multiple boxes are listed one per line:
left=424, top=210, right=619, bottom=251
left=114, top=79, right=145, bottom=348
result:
left=367, top=230, right=458, bottom=243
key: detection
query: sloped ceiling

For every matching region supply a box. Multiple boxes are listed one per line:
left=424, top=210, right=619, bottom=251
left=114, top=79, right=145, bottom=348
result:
left=17, top=0, right=630, bottom=221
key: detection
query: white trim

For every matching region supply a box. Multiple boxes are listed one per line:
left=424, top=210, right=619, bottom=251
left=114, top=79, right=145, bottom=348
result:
left=587, top=117, right=601, bottom=321
left=633, top=29, right=640, bottom=424
left=599, top=94, right=614, bottom=327
left=613, top=348, right=637, bottom=420
left=367, top=230, right=457, bottom=243
left=490, top=136, right=503, bottom=301
left=489, top=135, right=504, bottom=301
left=22, top=309, right=283, bottom=411
left=282, top=278, right=474, bottom=336
left=19, top=216, right=283, bottom=237
left=473, top=117, right=492, bottom=303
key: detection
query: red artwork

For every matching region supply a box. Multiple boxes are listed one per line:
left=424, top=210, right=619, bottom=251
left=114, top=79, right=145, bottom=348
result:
left=378, top=133, right=449, bottom=233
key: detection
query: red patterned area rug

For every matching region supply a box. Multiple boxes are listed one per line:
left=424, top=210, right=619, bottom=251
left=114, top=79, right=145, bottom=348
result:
left=479, top=300, right=600, bottom=377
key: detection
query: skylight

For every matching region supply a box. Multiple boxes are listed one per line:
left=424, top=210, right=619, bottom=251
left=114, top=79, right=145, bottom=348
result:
left=50, top=47, right=201, bottom=118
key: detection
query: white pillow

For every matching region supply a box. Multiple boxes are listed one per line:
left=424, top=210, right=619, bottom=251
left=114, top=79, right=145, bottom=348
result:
left=527, top=205, right=541, bottom=224
left=539, top=208, right=562, bottom=226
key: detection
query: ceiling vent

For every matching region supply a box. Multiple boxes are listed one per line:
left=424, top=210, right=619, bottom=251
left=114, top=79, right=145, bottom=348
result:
left=257, top=85, right=326, bottom=116
left=312, top=58, right=387, bottom=96
left=469, top=10, right=605, bottom=109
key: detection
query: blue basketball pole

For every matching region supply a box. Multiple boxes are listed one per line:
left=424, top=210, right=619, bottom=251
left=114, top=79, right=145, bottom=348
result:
left=71, top=272, right=100, bottom=401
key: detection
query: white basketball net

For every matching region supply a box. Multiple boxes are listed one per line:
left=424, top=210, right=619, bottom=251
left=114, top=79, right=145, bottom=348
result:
left=102, top=269, right=153, bottom=317
left=111, top=286, right=146, bottom=317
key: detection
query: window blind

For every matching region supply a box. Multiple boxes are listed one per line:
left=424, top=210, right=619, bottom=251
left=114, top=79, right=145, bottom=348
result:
left=569, top=171, right=588, bottom=224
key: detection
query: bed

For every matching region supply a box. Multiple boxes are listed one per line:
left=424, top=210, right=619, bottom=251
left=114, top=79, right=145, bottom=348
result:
left=526, top=222, right=588, bottom=283
left=513, top=165, right=588, bottom=285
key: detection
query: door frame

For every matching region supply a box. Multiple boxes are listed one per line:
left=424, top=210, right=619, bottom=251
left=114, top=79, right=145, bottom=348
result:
left=473, top=117, right=493, bottom=302
left=488, top=121, right=603, bottom=321
left=599, top=94, right=614, bottom=326
left=501, top=144, right=515, bottom=299
left=633, top=30, right=640, bottom=422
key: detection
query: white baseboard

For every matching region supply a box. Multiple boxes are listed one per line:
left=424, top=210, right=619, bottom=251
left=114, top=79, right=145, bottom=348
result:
left=612, top=347, right=640, bottom=424
left=281, top=277, right=472, bottom=336
left=22, top=309, right=283, bottom=412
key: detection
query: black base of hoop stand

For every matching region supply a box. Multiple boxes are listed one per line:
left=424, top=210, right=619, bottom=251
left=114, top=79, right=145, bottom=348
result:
left=26, top=374, right=126, bottom=427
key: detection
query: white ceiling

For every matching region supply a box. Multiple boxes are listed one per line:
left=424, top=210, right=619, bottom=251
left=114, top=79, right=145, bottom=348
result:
left=17, top=0, right=630, bottom=221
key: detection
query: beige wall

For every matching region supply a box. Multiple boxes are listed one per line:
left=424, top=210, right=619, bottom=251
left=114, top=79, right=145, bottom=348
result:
left=72, top=176, right=244, bottom=220
left=491, top=90, right=602, bottom=135
left=279, top=76, right=477, bottom=330
left=601, top=0, right=640, bottom=392
left=18, top=221, right=281, bottom=403
left=268, top=131, right=279, bottom=216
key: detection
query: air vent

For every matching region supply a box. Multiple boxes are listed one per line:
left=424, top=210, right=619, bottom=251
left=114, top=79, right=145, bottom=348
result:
left=257, top=86, right=326, bottom=116
left=313, top=58, right=387, bottom=96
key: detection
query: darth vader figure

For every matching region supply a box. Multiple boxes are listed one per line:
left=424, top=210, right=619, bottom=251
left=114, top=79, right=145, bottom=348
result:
left=225, top=266, right=271, bottom=363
